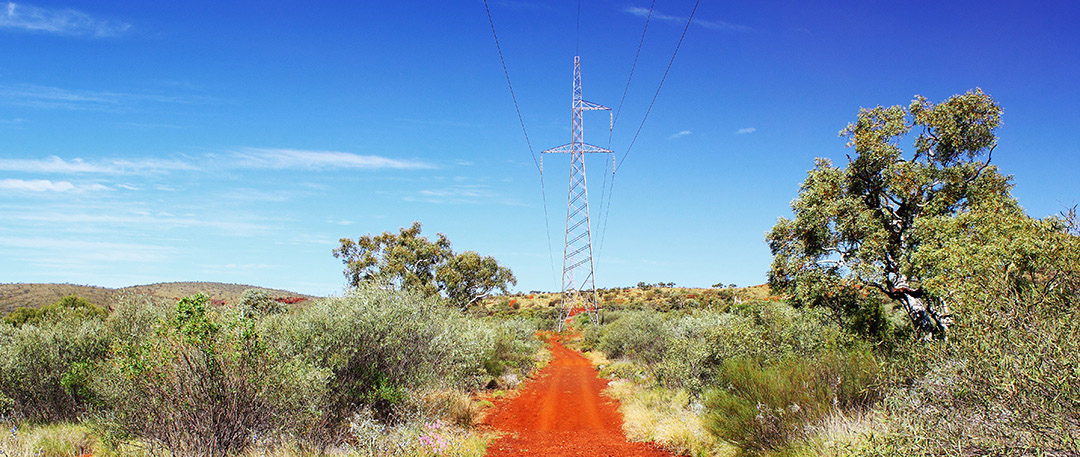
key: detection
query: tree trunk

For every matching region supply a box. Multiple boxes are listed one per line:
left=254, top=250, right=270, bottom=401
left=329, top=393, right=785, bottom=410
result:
left=894, top=277, right=953, bottom=339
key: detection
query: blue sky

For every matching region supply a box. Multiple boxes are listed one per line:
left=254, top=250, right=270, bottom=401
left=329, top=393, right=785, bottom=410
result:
left=1, top=1, right=1077, bottom=296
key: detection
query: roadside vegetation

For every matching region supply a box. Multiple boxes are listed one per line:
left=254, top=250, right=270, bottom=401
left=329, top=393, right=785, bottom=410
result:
left=569, top=89, right=1079, bottom=456
left=1, top=226, right=541, bottom=457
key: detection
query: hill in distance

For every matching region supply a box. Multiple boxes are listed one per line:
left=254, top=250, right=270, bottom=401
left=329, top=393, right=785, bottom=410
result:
left=0, top=281, right=315, bottom=315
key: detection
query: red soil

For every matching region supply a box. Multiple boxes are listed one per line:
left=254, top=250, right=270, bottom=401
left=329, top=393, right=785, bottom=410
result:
left=482, top=336, right=676, bottom=457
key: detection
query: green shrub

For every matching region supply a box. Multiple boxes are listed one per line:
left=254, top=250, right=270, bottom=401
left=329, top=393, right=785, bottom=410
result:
left=481, top=318, right=540, bottom=378
left=261, top=285, right=492, bottom=444
left=0, top=308, right=109, bottom=422
left=599, top=360, right=650, bottom=381
left=3, top=295, right=108, bottom=327
left=597, top=310, right=668, bottom=365
left=92, top=294, right=323, bottom=456
left=238, top=288, right=286, bottom=319
left=515, top=305, right=558, bottom=330
left=655, top=302, right=848, bottom=393
left=875, top=209, right=1080, bottom=454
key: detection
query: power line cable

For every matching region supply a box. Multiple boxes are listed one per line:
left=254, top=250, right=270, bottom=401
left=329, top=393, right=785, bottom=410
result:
left=614, top=0, right=700, bottom=174
left=608, top=0, right=654, bottom=146
left=483, top=0, right=559, bottom=288
left=600, top=0, right=699, bottom=257
left=598, top=0, right=654, bottom=258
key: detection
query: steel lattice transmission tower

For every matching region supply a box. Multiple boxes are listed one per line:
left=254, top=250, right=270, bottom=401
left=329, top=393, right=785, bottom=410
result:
left=542, top=56, right=613, bottom=329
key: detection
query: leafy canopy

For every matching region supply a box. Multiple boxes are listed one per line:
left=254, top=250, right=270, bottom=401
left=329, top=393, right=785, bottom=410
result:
left=334, top=222, right=516, bottom=309
left=767, top=89, right=1013, bottom=338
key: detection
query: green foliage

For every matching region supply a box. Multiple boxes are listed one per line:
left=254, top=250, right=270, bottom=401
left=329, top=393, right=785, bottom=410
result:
left=1, top=284, right=542, bottom=454
left=759, top=89, right=1080, bottom=454
left=0, top=308, right=109, bottom=422
left=334, top=222, right=516, bottom=309
left=261, top=285, right=529, bottom=442
left=3, top=295, right=108, bottom=327
left=596, top=310, right=667, bottom=365
left=877, top=207, right=1080, bottom=454
left=481, top=318, right=541, bottom=378
left=656, top=302, right=847, bottom=393
left=2, top=307, right=40, bottom=327
left=704, top=348, right=881, bottom=452
left=768, top=89, right=1012, bottom=337
left=92, top=294, right=322, bottom=456
left=589, top=300, right=880, bottom=453
left=438, top=251, right=517, bottom=310
left=237, top=288, right=286, bottom=319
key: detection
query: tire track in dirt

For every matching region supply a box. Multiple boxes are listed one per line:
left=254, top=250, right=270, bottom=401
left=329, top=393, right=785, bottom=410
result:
left=482, top=336, right=675, bottom=457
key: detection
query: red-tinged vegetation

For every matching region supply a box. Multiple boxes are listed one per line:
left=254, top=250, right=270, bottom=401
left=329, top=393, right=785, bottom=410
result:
left=273, top=297, right=305, bottom=304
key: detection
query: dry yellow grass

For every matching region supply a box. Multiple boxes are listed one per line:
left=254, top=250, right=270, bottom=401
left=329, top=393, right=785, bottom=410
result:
left=604, top=379, right=736, bottom=457
left=775, top=408, right=888, bottom=457
left=0, top=422, right=103, bottom=457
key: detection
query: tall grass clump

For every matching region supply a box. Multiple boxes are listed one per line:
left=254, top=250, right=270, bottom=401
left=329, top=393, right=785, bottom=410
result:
left=703, top=348, right=880, bottom=452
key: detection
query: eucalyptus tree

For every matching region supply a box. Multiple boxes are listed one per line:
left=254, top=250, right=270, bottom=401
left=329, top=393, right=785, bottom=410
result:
left=334, top=222, right=516, bottom=310
left=767, top=89, right=1014, bottom=338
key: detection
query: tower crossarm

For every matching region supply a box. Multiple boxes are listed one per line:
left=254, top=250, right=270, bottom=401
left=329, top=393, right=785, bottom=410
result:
left=580, top=100, right=610, bottom=111
left=579, top=100, right=613, bottom=130
left=542, top=143, right=612, bottom=154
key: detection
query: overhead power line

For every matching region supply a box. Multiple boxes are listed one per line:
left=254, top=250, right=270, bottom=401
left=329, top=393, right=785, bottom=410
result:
left=483, top=0, right=539, bottom=173
left=600, top=0, right=700, bottom=257
left=482, top=0, right=559, bottom=288
left=598, top=0, right=655, bottom=257
left=608, top=0, right=655, bottom=146
left=615, top=0, right=701, bottom=174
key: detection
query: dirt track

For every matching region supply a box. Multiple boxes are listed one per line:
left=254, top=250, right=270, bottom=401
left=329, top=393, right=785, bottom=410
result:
left=482, top=337, right=676, bottom=457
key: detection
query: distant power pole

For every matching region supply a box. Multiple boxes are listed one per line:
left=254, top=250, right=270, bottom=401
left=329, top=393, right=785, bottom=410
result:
left=542, top=56, right=613, bottom=329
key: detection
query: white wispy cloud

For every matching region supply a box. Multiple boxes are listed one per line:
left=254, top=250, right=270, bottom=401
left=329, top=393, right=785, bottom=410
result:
left=0, top=149, right=430, bottom=177
left=220, top=188, right=290, bottom=202
left=0, top=155, right=197, bottom=174
left=201, top=263, right=276, bottom=271
left=236, top=148, right=433, bottom=170
left=736, top=127, right=756, bottom=135
left=406, top=184, right=522, bottom=205
left=0, top=236, right=172, bottom=263
left=0, top=178, right=108, bottom=192
left=0, top=2, right=131, bottom=37
left=417, top=186, right=493, bottom=199
left=11, top=212, right=270, bottom=234
left=624, top=6, right=750, bottom=32
left=669, top=130, right=691, bottom=139
left=0, top=84, right=216, bottom=111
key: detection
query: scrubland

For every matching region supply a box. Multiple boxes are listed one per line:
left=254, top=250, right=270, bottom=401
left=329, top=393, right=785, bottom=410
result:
left=1, top=287, right=544, bottom=456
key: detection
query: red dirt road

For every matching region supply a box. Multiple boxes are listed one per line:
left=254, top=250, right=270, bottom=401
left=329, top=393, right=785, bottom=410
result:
left=482, top=337, right=676, bottom=457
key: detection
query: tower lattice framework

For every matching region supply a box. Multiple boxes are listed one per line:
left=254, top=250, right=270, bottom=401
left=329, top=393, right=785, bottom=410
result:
left=542, top=56, right=613, bottom=329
